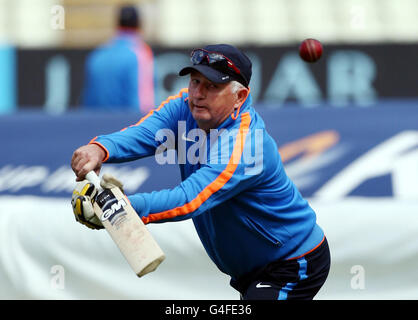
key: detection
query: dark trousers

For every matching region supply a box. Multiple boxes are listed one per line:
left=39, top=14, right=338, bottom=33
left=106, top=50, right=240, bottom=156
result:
left=230, top=237, right=331, bottom=300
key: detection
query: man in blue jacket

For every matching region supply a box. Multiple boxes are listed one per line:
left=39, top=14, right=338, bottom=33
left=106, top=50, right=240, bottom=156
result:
left=81, top=5, right=155, bottom=114
left=71, top=44, right=330, bottom=300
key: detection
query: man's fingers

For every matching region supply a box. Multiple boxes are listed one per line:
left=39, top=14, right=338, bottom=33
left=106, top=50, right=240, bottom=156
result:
left=75, top=167, right=100, bottom=182
left=71, top=149, right=87, bottom=173
left=71, top=155, right=85, bottom=173
left=71, top=155, right=89, bottom=178
left=78, top=163, right=101, bottom=181
left=74, top=159, right=101, bottom=181
left=71, top=144, right=105, bottom=180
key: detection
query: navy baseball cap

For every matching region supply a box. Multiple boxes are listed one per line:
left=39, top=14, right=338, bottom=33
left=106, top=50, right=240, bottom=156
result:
left=179, top=44, right=252, bottom=88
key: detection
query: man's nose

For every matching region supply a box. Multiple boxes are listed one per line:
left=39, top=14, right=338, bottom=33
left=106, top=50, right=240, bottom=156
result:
left=194, top=83, right=206, bottom=99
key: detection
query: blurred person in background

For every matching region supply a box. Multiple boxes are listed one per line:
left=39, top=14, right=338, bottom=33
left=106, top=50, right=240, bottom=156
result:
left=81, top=5, right=155, bottom=114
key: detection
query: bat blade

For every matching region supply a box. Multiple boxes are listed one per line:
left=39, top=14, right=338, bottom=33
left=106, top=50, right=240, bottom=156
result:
left=86, top=172, right=165, bottom=277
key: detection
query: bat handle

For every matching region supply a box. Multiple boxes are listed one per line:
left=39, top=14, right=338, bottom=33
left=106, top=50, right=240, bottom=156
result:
left=85, top=171, right=103, bottom=192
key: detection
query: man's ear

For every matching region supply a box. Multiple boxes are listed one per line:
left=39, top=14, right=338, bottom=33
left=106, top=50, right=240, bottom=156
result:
left=234, top=88, right=249, bottom=109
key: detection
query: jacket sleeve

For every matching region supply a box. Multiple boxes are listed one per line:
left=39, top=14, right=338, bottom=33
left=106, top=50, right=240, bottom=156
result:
left=127, top=112, right=262, bottom=224
left=89, top=89, right=189, bottom=162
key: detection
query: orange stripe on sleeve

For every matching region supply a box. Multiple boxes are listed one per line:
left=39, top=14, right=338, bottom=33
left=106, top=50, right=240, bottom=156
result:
left=87, top=89, right=189, bottom=162
left=131, top=88, right=189, bottom=128
left=142, top=112, right=252, bottom=224
left=88, top=137, right=110, bottom=162
left=117, top=88, right=188, bottom=132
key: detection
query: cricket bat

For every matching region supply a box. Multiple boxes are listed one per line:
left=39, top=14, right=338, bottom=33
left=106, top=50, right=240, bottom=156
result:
left=86, top=171, right=165, bottom=277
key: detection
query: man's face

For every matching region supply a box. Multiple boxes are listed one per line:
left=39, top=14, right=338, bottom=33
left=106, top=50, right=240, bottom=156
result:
left=188, top=71, right=238, bottom=132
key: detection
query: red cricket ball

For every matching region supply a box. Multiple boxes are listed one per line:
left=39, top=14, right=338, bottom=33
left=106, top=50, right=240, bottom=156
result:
left=299, top=38, right=323, bottom=63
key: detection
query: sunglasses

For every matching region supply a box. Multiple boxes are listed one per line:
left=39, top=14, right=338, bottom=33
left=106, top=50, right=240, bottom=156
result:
left=190, top=49, right=248, bottom=85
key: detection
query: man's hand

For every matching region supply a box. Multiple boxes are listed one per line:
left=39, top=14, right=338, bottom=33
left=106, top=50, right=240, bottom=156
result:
left=71, top=144, right=106, bottom=181
left=71, top=180, right=103, bottom=230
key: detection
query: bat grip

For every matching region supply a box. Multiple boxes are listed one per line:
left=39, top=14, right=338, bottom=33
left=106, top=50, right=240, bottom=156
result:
left=85, top=171, right=103, bottom=192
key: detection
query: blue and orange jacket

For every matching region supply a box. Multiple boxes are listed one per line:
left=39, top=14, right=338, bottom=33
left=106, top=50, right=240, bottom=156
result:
left=90, top=89, right=325, bottom=280
left=82, top=30, right=155, bottom=114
